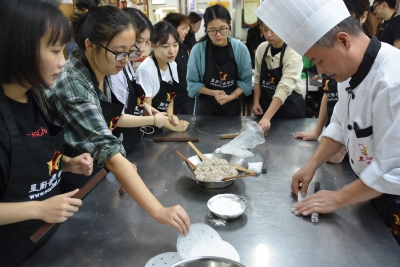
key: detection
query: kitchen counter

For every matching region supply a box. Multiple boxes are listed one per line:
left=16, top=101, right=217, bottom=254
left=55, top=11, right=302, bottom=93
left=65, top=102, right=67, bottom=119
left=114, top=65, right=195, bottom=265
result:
left=21, top=116, right=400, bottom=267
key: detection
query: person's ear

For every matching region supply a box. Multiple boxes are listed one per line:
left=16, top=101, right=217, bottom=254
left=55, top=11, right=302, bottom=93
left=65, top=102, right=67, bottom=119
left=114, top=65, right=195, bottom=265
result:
left=337, top=32, right=352, bottom=50
left=360, top=11, right=368, bottom=25
left=149, top=41, right=156, bottom=51
left=85, top=38, right=95, bottom=53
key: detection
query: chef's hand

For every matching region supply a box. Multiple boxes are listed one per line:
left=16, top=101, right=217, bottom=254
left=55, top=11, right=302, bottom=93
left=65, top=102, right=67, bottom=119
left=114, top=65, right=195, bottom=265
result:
left=258, top=117, right=271, bottom=132
left=63, top=153, right=93, bottom=176
left=213, top=90, right=226, bottom=102
left=155, top=205, right=190, bottom=235
left=291, top=163, right=315, bottom=197
left=252, top=102, right=264, bottom=115
left=292, top=190, right=341, bottom=216
left=293, top=130, right=320, bottom=141
left=154, top=112, right=168, bottom=128
left=172, top=120, right=189, bottom=132
left=39, top=189, right=82, bottom=223
left=144, top=103, right=159, bottom=116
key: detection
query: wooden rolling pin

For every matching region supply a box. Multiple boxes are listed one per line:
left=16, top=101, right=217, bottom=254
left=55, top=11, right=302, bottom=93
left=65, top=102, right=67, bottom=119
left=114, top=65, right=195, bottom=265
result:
left=220, top=132, right=268, bottom=139
left=153, top=137, right=199, bottom=142
left=30, top=168, right=108, bottom=243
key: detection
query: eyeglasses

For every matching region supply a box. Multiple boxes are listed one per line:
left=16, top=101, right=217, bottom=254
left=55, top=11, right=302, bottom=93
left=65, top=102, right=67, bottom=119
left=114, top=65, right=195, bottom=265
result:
left=372, top=2, right=382, bottom=12
left=97, top=43, right=140, bottom=60
left=207, top=27, right=229, bottom=36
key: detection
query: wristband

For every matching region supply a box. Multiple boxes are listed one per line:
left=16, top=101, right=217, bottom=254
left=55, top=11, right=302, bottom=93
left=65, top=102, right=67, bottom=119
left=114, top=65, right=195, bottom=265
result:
left=153, top=115, right=156, bottom=126
left=232, top=92, right=238, bottom=99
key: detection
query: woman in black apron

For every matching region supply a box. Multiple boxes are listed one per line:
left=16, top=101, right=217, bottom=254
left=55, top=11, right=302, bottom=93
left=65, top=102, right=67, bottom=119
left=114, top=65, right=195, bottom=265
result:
left=111, top=8, right=169, bottom=155
left=0, top=1, right=93, bottom=265
left=136, top=21, right=189, bottom=132
left=253, top=22, right=305, bottom=132
left=164, top=13, right=191, bottom=115
left=49, top=1, right=190, bottom=235
left=186, top=5, right=253, bottom=116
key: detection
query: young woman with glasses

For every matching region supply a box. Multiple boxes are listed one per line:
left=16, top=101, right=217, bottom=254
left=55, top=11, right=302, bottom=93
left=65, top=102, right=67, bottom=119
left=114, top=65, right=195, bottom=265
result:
left=186, top=5, right=252, bottom=116
left=0, top=0, right=94, bottom=265
left=48, top=0, right=190, bottom=235
left=111, top=8, right=168, bottom=154
left=136, top=21, right=190, bottom=131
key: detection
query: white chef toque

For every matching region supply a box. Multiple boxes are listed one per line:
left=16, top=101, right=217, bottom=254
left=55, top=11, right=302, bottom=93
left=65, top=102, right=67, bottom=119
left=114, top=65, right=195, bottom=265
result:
left=255, top=0, right=350, bottom=55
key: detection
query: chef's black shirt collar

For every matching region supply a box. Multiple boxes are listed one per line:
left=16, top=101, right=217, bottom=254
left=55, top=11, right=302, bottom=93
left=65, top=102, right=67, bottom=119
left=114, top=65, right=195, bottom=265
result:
left=348, top=37, right=381, bottom=90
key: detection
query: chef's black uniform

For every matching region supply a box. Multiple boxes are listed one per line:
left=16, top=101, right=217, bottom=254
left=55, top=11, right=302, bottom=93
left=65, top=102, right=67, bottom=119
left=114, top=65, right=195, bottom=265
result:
left=174, top=42, right=191, bottom=114
left=0, top=86, right=64, bottom=266
left=258, top=44, right=305, bottom=118
left=377, top=12, right=400, bottom=46
left=183, top=32, right=197, bottom=52
left=60, top=57, right=124, bottom=193
left=112, top=66, right=146, bottom=154
left=150, top=55, right=179, bottom=112
left=195, top=40, right=241, bottom=116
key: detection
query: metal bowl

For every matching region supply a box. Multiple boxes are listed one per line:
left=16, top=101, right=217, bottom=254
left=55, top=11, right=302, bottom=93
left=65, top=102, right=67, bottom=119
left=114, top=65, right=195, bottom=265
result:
left=207, top=194, right=248, bottom=219
left=170, top=256, right=245, bottom=267
left=181, top=153, right=248, bottom=189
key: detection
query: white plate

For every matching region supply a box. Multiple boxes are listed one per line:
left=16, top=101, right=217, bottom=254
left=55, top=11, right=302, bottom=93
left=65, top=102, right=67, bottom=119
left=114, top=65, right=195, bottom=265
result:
left=145, top=252, right=182, bottom=267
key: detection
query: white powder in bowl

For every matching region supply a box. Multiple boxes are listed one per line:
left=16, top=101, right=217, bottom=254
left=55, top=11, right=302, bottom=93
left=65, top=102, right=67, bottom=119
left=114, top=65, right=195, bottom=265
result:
left=210, top=197, right=244, bottom=216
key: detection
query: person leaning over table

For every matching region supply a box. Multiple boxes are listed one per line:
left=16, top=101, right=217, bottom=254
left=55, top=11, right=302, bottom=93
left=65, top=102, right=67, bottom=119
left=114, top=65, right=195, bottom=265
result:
left=186, top=5, right=253, bottom=116
left=293, top=0, right=376, bottom=164
left=0, top=1, right=94, bottom=265
left=48, top=0, right=190, bottom=235
left=111, top=8, right=168, bottom=155
left=163, top=12, right=191, bottom=115
left=136, top=21, right=189, bottom=132
left=256, top=0, right=400, bottom=244
left=373, top=0, right=400, bottom=48
left=252, top=21, right=305, bottom=132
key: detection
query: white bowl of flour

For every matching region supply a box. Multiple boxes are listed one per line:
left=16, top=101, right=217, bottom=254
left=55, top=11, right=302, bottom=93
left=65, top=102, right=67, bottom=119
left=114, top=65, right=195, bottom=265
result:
left=207, top=194, right=248, bottom=219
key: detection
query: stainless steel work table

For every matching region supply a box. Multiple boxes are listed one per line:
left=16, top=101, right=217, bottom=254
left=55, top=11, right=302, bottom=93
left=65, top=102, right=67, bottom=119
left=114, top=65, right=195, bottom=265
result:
left=21, top=116, right=400, bottom=266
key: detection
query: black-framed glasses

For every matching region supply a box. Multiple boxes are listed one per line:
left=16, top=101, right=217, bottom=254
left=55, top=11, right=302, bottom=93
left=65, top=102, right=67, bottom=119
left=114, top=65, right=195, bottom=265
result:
left=207, top=27, right=229, bottom=36
left=371, top=2, right=382, bottom=12
left=97, top=43, right=140, bottom=60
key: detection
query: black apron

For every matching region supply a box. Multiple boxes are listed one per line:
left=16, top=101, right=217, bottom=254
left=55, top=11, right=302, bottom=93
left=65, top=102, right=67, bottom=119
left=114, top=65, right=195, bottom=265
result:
left=112, top=66, right=145, bottom=154
left=151, top=54, right=179, bottom=112
left=0, top=86, right=64, bottom=266
left=259, top=44, right=306, bottom=118
left=174, top=43, right=189, bottom=114
left=60, top=57, right=124, bottom=193
left=196, top=40, right=240, bottom=116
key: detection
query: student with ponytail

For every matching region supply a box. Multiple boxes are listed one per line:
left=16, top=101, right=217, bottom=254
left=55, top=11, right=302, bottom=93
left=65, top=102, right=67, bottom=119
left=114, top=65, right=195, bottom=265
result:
left=49, top=0, right=190, bottom=235
left=111, top=8, right=168, bottom=154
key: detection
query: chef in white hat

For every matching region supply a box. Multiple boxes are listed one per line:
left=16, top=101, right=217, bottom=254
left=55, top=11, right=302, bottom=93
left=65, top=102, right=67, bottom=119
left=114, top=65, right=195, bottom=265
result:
left=256, top=0, right=400, bottom=244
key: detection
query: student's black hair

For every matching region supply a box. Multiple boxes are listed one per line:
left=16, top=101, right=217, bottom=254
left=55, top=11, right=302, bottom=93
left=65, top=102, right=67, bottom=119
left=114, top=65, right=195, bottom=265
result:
left=123, top=8, right=153, bottom=33
left=0, top=0, right=71, bottom=88
left=344, top=0, right=375, bottom=37
left=72, top=0, right=135, bottom=55
left=149, top=21, right=179, bottom=56
left=199, top=5, right=231, bottom=42
left=373, top=0, right=397, bottom=9
left=163, top=12, right=190, bottom=29
left=188, top=12, right=202, bottom=25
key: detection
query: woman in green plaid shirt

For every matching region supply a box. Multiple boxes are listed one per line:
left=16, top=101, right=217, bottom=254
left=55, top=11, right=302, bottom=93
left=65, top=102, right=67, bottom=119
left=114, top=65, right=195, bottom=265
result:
left=48, top=0, right=190, bottom=235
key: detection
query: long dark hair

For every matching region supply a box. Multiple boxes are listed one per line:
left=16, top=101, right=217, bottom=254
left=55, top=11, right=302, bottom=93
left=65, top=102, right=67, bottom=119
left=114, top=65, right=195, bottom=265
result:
left=344, top=0, right=375, bottom=37
left=0, top=0, right=71, bottom=88
left=72, top=0, right=135, bottom=55
left=123, top=8, right=153, bottom=33
left=199, top=5, right=231, bottom=42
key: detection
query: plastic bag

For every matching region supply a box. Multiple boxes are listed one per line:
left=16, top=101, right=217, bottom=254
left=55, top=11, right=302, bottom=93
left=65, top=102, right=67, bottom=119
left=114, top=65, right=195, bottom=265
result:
left=214, top=121, right=265, bottom=158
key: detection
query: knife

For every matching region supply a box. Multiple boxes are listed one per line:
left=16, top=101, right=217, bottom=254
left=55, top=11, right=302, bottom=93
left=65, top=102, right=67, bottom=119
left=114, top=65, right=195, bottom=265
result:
left=262, top=149, right=269, bottom=174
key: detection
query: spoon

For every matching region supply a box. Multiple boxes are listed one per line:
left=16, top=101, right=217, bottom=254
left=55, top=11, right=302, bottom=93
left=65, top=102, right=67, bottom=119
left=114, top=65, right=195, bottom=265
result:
left=221, top=173, right=257, bottom=181
left=175, top=151, right=197, bottom=170
left=187, top=141, right=205, bottom=161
